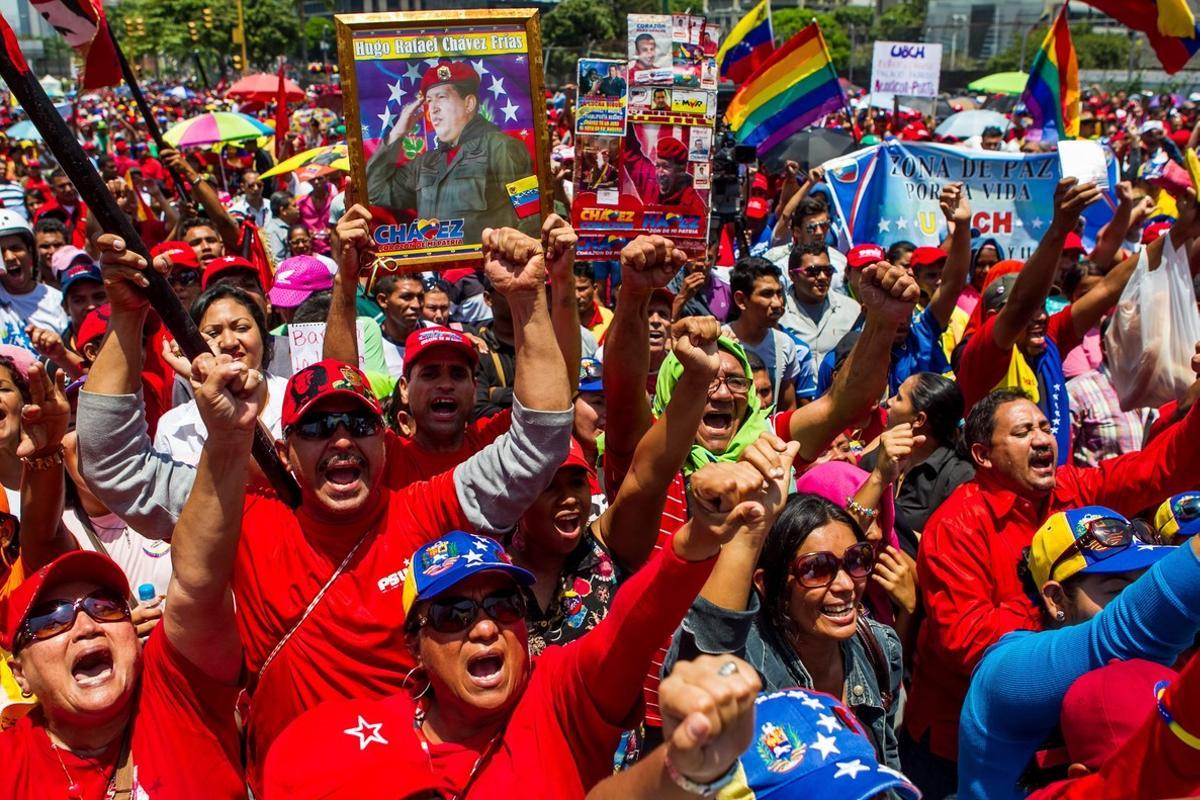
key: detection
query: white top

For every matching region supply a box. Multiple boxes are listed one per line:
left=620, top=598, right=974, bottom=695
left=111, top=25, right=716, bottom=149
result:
left=0, top=283, right=68, bottom=333
left=152, top=373, right=289, bottom=466
left=62, top=509, right=174, bottom=597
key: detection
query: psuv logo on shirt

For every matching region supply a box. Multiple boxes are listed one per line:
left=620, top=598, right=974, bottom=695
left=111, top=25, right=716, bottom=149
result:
left=376, top=559, right=410, bottom=593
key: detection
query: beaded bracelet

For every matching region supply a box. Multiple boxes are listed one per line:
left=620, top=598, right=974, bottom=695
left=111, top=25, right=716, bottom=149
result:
left=20, top=444, right=64, bottom=472
left=1155, top=680, right=1200, bottom=750
left=846, top=496, right=878, bottom=520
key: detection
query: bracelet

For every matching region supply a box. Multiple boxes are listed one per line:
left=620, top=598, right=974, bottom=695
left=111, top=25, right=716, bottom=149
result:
left=20, top=444, right=64, bottom=472
left=663, top=749, right=737, bottom=797
left=846, top=497, right=878, bottom=521
left=1155, top=680, right=1200, bottom=749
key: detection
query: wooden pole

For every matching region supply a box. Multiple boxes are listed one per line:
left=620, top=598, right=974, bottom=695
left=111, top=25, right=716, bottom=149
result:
left=0, top=31, right=301, bottom=508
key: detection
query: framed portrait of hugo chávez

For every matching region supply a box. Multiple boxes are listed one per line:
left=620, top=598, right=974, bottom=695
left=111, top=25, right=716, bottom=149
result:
left=335, top=11, right=551, bottom=271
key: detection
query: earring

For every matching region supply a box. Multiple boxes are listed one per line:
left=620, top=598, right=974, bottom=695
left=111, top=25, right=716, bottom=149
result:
left=19, top=689, right=32, bottom=698
left=1055, top=611, right=1065, bottom=622
left=402, top=664, right=431, bottom=700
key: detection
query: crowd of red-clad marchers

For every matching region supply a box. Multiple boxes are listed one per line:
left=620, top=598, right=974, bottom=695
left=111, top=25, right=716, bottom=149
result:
left=0, top=73, right=1196, bottom=800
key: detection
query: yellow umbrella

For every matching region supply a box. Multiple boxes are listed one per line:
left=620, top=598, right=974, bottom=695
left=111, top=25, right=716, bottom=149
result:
left=259, top=144, right=347, bottom=179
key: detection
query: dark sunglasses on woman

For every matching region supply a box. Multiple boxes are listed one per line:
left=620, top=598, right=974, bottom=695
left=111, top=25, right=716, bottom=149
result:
left=16, top=591, right=131, bottom=651
left=1048, top=517, right=1166, bottom=581
left=416, top=588, right=527, bottom=635
left=288, top=410, right=384, bottom=440
left=791, top=541, right=876, bottom=589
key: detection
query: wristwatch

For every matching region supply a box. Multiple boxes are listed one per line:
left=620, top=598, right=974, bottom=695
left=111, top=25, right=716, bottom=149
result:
left=664, top=749, right=737, bottom=797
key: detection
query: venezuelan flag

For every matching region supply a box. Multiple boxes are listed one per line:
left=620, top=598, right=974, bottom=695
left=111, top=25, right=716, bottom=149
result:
left=1081, top=0, right=1200, bottom=74
left=1019, top=5, right=1079, bottom=144
left=716, top=0, right=774, bottom=84
left=724, top=22, right=846, bottom=157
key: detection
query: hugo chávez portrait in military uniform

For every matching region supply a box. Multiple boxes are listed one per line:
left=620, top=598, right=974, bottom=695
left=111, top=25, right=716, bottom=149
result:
left=366, top=59, right=540, bottom=245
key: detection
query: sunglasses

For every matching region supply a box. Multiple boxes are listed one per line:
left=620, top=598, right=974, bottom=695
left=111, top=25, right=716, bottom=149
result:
left=17, top=591, right=130, bottom=651
left=1173, top=495, right=1200, bottom=523
left=1047, top=517, right=1165, bottom=582
left=709, top=373, right=752, bottom=396
left=288, top=410, right=383, bottom=440
left=793, top=265, right=835, bottom=279
left=169, top=269, right=200, bottom=288
left=804, top=220, right=831, bottom=234
left=791, top=541, right=876, bottom=589
left=417, top=588, right=527, bottom=635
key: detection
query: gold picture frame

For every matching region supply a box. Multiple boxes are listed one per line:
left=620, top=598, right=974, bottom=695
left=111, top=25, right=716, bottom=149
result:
left=335, top=9, right=552, bottom=272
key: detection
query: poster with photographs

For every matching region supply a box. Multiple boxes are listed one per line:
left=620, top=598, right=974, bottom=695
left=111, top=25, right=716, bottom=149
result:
left=573, top=13, right=719, bottom=260
left=335, top=10, right=550, bottom=271
left=576, top=59, right=628, bottom=137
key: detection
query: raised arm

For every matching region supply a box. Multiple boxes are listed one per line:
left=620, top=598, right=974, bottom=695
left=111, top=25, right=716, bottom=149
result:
left=1088, top=181, right=1136, bottom=269
left=785, top=262, right=920, bottom=461
left=603, top=236, right=689, bottom=488
left=770, top=166, right=821, bottom=246
left=160, top=148, right=241, bottom=251
left=325, top=204, right=372, bottom=365
left=15, top=363, right=76, bottom=571
left=542, top=213, right=582, bottom=395
left=991, top=179, right=1103, bottom=350
left=926, top=182, right=972, bottom=329
left=163, top=353, right=260, bottom=683
left=591, top=317, right=722, bottom=571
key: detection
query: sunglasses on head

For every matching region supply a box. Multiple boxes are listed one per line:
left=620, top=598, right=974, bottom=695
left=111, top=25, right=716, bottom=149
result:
left=1048, top=517, right=1165, bottom=582
left=416, top=588, right=526, bottom=634
left=17, top=591, right=130, bottom=651
left=791, top=541, right=875, bottom=589
left=1174, top=495, right=1200, bottom=523
left=288, top=410, right=383, bottom=440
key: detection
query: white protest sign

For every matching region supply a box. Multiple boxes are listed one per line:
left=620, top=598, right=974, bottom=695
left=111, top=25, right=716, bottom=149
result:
left=288, top=321, right=368, bottom=374
left=870, top=42, right=943, bottom=107
left=1057, top=140, right=1111, bottom=190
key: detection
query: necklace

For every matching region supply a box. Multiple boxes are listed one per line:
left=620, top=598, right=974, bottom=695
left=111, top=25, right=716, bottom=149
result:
left=50, top=741, right=115, bottom=800
left=412, top=703, right=505, bottom=800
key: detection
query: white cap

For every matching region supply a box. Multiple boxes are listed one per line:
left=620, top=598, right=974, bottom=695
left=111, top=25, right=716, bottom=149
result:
left=0, top=209, right=32, bottom=243
left=1139, top=120, right=1165, bottom=135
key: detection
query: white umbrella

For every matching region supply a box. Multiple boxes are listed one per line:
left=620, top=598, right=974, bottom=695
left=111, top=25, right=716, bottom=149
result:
left=935, top=110, right=1012, bottom=139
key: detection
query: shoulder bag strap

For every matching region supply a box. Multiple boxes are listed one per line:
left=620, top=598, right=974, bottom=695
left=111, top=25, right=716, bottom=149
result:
left=855, top=615, right=893, bottom=711
left=110, top=723, right=135, bottom=798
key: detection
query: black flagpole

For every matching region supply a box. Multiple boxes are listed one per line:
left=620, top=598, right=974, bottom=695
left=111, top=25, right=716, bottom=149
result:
left=0, top=35, right=301, bottom=508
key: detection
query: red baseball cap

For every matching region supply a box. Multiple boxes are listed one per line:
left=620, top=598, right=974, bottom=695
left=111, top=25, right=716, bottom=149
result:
left=1141, top=220, right=1172, bottom=244
left=263, top=698, right=452, bottom=800
left=282, top=359, right=382, bottom=429
left=751, top=172, right=769, bottom=193
left=745, top=196, right=769, bottom=220
left=202, top=255, right=258, bottom=289
left=150, top=240, right=200, bottom=270
left=909, top=246, right=948, bottom=268
left=1062, top=231, right=1086, bottom=255
left=419, top=59, right=481, bottom=97
left=77, top=303, right=112, bottom=350
left=1, top=551, right=131, bottom=651
left=1060, top=658, right=1177, bottom=770
left=561, top=436, right=596, bottom=480
left=402, top=326, right=479, bottom=377
left=847, top=244, right=885, bottom=270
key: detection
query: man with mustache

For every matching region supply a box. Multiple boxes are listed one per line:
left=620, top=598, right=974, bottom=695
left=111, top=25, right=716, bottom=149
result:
left=75, top=216, right=574, bottom=792
left=903, top=203, right=1200, bottom=798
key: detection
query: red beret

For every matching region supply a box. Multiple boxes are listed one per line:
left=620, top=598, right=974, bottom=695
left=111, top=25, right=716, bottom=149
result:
left=910, top=246, right=948, bottom=268
left=419, top=60, right=481, bottom=97
left=656, top=136, right=688, bottom=163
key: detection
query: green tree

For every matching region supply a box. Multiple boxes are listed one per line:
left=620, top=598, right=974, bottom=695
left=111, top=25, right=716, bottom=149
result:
left=986, top=23, right=1129, bottom=72
left=772, top=10, right=850, bottom=70
left=878, top=0, right=928, bottom=42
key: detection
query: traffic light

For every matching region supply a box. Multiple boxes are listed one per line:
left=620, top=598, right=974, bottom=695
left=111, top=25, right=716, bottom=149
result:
left=202, top=8, right=214, bottom=29
left=187, top=21, right=199, bottom=42
left=231, top=54, right=243, bottom=71
left=135, top=17, right=146, bottom=37
left=123, top=17, right=134, bottom=37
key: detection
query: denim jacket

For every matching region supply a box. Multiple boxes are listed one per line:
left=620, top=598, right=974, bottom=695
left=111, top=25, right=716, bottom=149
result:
left=665, top=592, right=903, bottom=770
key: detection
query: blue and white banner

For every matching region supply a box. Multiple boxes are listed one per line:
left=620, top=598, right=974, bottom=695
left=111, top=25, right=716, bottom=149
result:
left=822, top=141, right=1119, bottom=260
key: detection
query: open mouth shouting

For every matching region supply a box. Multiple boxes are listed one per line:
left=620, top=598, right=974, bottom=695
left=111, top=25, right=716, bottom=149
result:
left=428, top=397, right=460, bottom=422
left=1029, top=447, right=1055, bottom=478
left=466, top=650, right=506, bottom=690
left=71, top=644, right=115, bottom=688
left=319, top=452, right=367, bottom=495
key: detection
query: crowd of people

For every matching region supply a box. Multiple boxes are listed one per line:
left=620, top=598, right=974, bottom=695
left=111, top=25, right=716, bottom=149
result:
left=0, top=59, right=1198, bottom=800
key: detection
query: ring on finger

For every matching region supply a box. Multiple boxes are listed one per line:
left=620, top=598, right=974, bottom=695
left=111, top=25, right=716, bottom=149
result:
left=717, top=660, right=739, bottom=678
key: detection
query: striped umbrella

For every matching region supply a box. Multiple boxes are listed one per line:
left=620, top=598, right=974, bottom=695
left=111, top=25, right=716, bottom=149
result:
left=259, top=144, right=347, bottom=179
left=162, top=112, right=274, bottom=148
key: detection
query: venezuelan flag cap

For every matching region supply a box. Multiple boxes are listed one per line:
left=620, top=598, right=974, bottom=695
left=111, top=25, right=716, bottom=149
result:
left=1028, top=506, right=1174, bottom=589
left=1154, top=492, right=1200, bottom=545
left=402, top=531, right=534, bottom=616
left=719, top=689, right=920, bottom=799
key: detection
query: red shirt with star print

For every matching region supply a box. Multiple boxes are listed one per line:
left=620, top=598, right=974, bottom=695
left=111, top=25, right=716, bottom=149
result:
left=0, top=629, right=243, bottom=800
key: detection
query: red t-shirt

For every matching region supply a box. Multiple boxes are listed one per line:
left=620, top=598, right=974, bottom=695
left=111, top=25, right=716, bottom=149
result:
left=957, top=307, right=1080, bottom=413
left=385, top=411, right=510, bottom=487
left=0, top=630, right=242, bottom=800
left=262, top=544, right=715, bottom=799
left=235, top=456, right=471, bottom=792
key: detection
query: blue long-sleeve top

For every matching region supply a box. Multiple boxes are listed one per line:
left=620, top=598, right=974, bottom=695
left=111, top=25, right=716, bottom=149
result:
left=957, top=542, right=1200, bottom=800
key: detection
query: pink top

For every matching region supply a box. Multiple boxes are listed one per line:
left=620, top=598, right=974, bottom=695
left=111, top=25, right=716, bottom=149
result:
left=1061, top=326, right=1102, bottom=380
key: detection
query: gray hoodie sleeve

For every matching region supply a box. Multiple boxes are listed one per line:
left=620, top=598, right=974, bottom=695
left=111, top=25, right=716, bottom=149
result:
left=453, top=396, right=573, bottom=534
left=75, top=390, right=196, bottom=541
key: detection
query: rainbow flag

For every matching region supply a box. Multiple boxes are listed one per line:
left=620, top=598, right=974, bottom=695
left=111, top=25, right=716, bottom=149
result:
left=1080, top=0, right=1200, bottom=73
left=724, top=23, right=846, bottom=157
left=1019, top=5, right=1079, bottom=144
left=716, top=0, right=774, bottom=84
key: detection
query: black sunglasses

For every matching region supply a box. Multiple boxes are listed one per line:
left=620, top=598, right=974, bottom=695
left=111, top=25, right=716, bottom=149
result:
left=18, top=591, right=130, bottom=651
left=417, top=588, right=526, bottom=635
left=1048, top=517, right=1164, bottom=582
left=169, top=269, right=200, bottom=287
left=288, top=410, right=383, bottom=440
left=793, top=265, right=835, bottom=279
left=791, top=541, right=875, bottom=589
